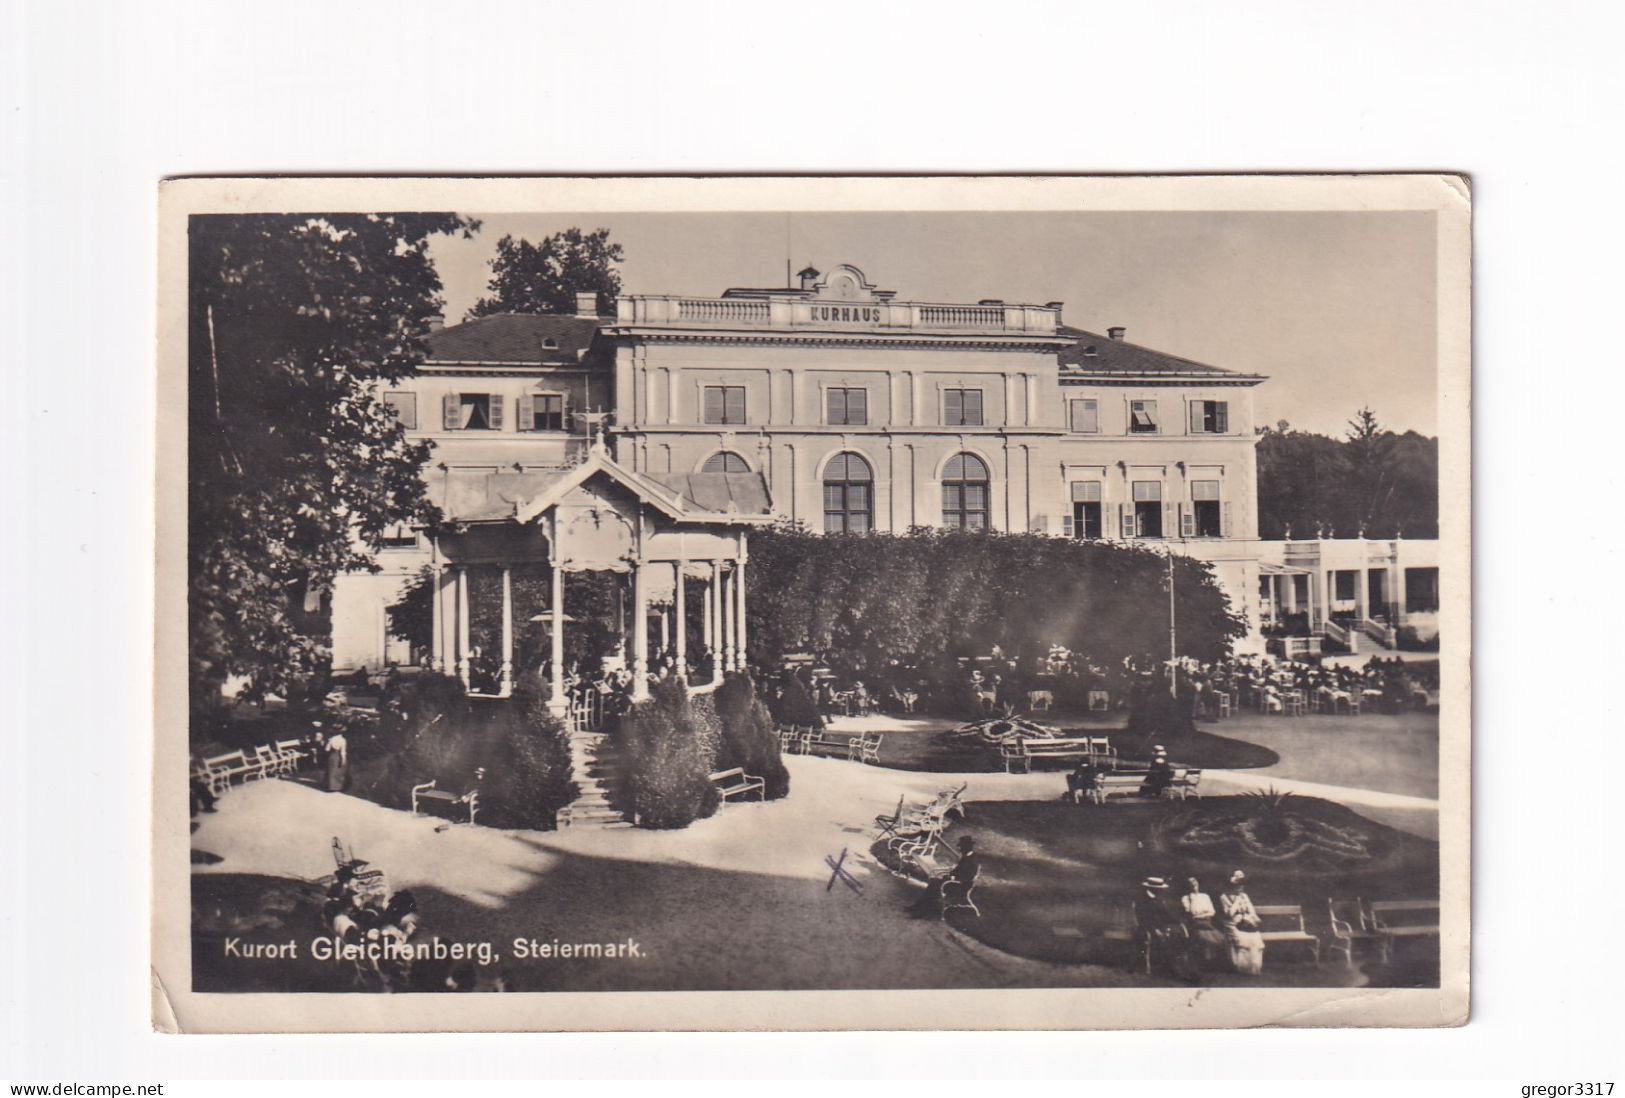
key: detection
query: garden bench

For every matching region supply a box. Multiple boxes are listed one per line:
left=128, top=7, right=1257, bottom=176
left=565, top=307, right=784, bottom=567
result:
left=709, top=767, right=765, bottom=803
left=1086, top=736, right=1119, bottom=767
left=1167, top=768, right=1203, bottom=800
left=1327, top=897, right=1381, bottom=968
left=410, top=779, right=480, bottom=826
left=272, top=738, right=307, bottom=776
left=1369, top=899, right=1440, bottom=961
left=1255, top=904, right=1321, bottom=963
left=1090, top=772, right=1148, bottom=803
left=999, top=736, right=1098, bottom=774
left=197, top=749, right=261, bottom=795
left=847, top=732, right=883, bottom=764
left=804, top=732, right=855, bottom=758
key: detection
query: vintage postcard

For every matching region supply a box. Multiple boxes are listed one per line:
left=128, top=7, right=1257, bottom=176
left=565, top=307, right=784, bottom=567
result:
left=154, top=175, right=1470, bottom=1032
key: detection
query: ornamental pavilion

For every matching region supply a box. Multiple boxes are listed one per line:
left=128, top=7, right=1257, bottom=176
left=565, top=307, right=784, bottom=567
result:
left=423, top=438, right=774, bottom=715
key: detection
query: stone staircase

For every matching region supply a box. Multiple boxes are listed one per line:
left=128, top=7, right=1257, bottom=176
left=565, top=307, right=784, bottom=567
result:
left=557, top=729, right=633, bottom=829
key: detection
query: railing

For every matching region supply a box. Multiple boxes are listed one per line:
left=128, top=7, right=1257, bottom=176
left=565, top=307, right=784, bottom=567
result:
left=672, top=297, right=772, bottom=325
left=916, top=303, right=1009, bottom=328
left=1318, top=619, right=1353, bottom=648
left=1358, top=618, right=1397, bottom=648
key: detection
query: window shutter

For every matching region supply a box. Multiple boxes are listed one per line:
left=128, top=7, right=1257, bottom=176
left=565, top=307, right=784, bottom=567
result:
left=1190, top=401, right=1205, bottom=434
left=826, top=388, right=842, bottom=425
left=518, top=394, right=535, bottom=432
left=1215, top=402, right=1229, bottom=433
left=965, top=389, right=983, bottom=425
left=1164, top=502, right=1175, bottom=538
left=850, top=388, right=867, bottom=425
left=1223, top=501, right=1233, bottom=538
left=1145, top=399, right=1158, bottom=430
left=1062, top=512, right=1075, bottom=538
left=1180, top=503, right=1195, bottom=538
left=703, top=387, right=724, bottom=424
left=725, top=386, right=746, bottom=424
left=1082, top=400, right=1098, bottom=433
left=1121, top=503, right=1134, bottom=538
left=944, top=389, right=963, bottom=425
left=442, top=393, right=460, bottom=431
left=487, top=394, right=504, bottom=430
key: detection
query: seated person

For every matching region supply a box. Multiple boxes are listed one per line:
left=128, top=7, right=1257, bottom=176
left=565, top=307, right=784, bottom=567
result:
left=1180, top=877, right=1227, bottom=965
left=1134, top=877, right=1196, bottom=979
left=1065, top=758, right=1100, bottom=804
left=1139, top=754, right=1174, bottom=798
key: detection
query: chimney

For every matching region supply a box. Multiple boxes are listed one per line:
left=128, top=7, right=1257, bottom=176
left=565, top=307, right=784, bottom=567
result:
left=978, top=299, right=1004, bottom=307
left=1108, top=326, right=1126, bottom=341
left=797, top=265, right=821, bottom=291
left=575, top=292, right=599, bottom=318
left=425, top=313, right=445, bottom=332
left=1046, top=301, right=1064, bottom=322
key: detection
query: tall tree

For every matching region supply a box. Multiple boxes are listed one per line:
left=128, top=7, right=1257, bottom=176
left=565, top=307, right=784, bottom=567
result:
left=467, top=228, right=624, bottom=318
left=1255, top=409, right=1438, bottom=539
left=1343, top=406, right=1395, bottom=535
left=189, top=212, right=477, bottom=717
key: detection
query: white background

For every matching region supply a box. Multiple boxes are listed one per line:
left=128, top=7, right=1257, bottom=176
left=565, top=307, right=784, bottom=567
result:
left=3, top=0, right=1621, bottom=1082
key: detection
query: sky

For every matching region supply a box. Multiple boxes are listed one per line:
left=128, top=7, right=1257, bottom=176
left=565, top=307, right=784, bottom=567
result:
left=426, top=210, right=1438, bottom=437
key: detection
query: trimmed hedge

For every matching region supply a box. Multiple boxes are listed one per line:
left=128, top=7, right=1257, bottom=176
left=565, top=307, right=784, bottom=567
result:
left=349, top=673, right=577, bottom=830
left=714, top=672, right=791, bottom=800
left=611, top=679, right=721, bottom=829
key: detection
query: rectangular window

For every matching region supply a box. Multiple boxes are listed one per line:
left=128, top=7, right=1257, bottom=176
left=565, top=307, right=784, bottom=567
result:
left=1068, top=398, right=1099, bottom=433
left=1405, top=567, right=1440, bottom=613
left=1129, top=399, right=1159, bottom=434
left=943, top=388, right=984, bottom=426
left=703, top=385, right=747, bottom=425
left=1131, top=480, right=1163, bottom=538
left=442, top=393, right=502, bottom=430
left=1189, top=400, right=1230, bottom=434
left=1190, top=479, right=1222, bottom=537
left=521, top=393, right=565, bottom=431
left=379, top=523, right=418, bottom=550
left=1335, top=570, right=1358, bottom=601
left=826, top=387, right=869, bottom=426
left=383, top=391, right=417, bottom=429
left=1072, top=501, right=1102, bottom=538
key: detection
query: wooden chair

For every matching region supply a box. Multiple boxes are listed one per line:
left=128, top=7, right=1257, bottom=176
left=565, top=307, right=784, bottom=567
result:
left=1216, top=691, right=1233, bottom=718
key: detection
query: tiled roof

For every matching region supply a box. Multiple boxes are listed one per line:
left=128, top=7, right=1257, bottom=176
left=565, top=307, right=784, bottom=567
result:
left=1057, top=325, right=1259, bottom=378
left=426, top=313, right=602, bottom=365
left=647, top=472, right=774, bottom=516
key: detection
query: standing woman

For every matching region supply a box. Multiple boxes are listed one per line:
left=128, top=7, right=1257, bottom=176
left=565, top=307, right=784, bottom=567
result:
left=323, top=726, right=349, bottom=793
left=1219, top=869, right=1266, bottom=975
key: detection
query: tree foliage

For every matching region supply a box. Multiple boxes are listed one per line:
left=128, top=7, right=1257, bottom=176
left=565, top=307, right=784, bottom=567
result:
left=188, top=213, right=477, bottom=717
left=713, top=673, right=791, bottom=800
left=1255, top=408, right=1438, bottom=539
left=744, top=525, right=1246, bottom=687
left=467, top=228, right=624, bottom=319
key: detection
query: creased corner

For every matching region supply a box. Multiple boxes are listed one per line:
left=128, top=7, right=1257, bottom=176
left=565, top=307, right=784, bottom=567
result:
left=151, top=966, right=181, bottom=1034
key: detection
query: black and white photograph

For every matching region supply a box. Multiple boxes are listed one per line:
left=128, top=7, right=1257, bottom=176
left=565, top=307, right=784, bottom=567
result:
left=153, top=175, right=1469, bottom=1032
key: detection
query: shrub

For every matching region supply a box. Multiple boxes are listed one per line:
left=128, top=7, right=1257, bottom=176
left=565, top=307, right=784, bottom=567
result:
left=612, top=678, right=721, bottom=829
left=1125, top=681, right=1197, bottom=739
left=479, top=692, right=578, bottom=830
left=769, top=672, right=824, bottom=728
left=1396, top=626, right=1440, bottom=652
left=714, top=672, right=791, bottom=800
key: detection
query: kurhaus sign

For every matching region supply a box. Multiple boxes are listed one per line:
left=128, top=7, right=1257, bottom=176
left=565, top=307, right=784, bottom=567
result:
left=810, top=304, right=885, bottom=324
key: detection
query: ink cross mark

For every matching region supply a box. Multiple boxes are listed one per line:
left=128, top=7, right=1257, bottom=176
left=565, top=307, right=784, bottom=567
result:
left=825, top=848, right=863, bottom=895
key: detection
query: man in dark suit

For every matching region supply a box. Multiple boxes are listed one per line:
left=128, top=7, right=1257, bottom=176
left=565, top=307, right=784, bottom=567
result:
left=1134, top=876, right=1197, bottom=980
left=1066, top=758, right=1099, bottom=804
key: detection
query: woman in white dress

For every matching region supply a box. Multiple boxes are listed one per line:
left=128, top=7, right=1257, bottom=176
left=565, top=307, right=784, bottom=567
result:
left=1181, top=877, right=1227, bottom=967
left=1219, top=870, right=1267, bottom=975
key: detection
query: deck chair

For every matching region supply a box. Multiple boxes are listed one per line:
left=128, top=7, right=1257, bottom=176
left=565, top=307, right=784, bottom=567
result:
left=940, top=863, right=982, bottom=919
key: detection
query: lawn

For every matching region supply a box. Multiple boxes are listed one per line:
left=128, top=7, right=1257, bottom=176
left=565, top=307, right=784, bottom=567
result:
left=1198, top=710, right=1440, bottom=799
left=875, top=794, right=1439, bottom=988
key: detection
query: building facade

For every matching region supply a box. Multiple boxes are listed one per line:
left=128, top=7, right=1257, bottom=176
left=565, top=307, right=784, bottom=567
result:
left=331, top=265, right=1274, bottom=672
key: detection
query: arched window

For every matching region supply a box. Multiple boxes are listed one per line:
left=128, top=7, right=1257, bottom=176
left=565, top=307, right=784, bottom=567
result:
left=822, top=452, right=873, bottom=533
left=701, top=451, right=751, bottom=474
left=942, top=453, right=990, bottom=530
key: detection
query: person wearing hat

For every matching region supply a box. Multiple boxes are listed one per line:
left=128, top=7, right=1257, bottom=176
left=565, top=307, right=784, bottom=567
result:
left=1139, top=749, right=1175, bottom=799
left=1133, top=876, right=1194, bottom=978
left=1219, top=869, right=1266, bottom=975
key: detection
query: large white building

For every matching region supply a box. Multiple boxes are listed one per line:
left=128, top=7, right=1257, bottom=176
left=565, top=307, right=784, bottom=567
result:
left=331, top=264, right=1276, bottom=673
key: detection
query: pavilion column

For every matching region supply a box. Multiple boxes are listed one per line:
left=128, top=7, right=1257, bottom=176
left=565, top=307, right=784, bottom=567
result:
left=674, top=562, right=688, bottom=682
left=455, top=565, right=471, bottom=688
left=499, top=566, right=514, bottom=697
left=549, top=564, right=566, bottom=712
left=631, top=560, right=650, bottom=702
left=430, top=562, right=445, bottom=672
left=734, top=554, right=747, bottom=674
left=1284, top=572, right=1298, bottom=616
left=1356, top=568, right=1370, bottom=622
left=658, top=606, right=670, bottom=655
left=710, top=560, right=724, bottom=686
left=702, top=577, right=714, bottom=654
left=722, top=565, right=737, bottom=673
